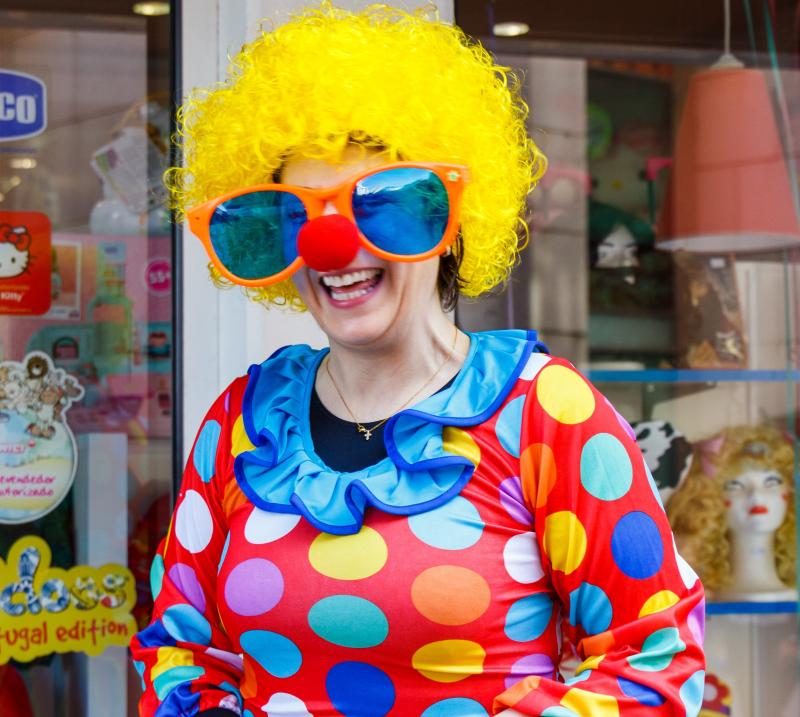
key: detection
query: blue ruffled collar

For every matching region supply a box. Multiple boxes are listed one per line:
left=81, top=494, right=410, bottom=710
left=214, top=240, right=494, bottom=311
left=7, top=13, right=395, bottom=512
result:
left=234, top=329, right=544, bottom=535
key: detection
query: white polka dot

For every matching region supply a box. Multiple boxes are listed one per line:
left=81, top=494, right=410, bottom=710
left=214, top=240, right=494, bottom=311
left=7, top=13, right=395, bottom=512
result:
left=503, top=532, right=545, bottom=584
left=175, top=490, right=214, bottom=554
left=244, top=508, right=301, bottom=544
left=673, top=536, right=699, bottom=589
left=205, top=646, right=243, bottom=672
left=520, top=353, right=551, bottom=381
left=262, top=692, right=312, bottom=716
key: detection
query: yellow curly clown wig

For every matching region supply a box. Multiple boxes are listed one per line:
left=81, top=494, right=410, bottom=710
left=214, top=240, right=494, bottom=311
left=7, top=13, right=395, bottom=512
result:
left=667, top=424, right=796, bottom=594
left=168, top=1, right=546, bottom=309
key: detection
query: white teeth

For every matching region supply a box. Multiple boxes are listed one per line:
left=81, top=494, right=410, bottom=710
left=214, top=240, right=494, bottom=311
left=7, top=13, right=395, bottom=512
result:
left=330, top=287, right=370, bottom=301
left=321, top=269, right=380, bottom=288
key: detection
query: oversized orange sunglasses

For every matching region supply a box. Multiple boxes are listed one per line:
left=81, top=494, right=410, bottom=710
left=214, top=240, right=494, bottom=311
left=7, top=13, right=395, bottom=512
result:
left=186, top=162, right=469, bottom=287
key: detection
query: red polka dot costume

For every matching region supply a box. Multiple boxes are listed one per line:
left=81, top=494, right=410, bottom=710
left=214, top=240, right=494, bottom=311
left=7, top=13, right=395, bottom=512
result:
left=131, top=330, right=705, bottom=717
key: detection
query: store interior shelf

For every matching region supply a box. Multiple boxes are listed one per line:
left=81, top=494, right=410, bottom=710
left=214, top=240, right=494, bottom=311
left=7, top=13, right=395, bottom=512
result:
left=705, top=601, right=799, bottom=616
left=587, top=369, right=800, bottom=383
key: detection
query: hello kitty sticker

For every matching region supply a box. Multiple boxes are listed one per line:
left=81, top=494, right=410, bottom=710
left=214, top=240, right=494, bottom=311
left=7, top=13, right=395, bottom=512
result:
left=0, top=351, right=84, bottom=524
left=0, top=211, right=51, bottom=315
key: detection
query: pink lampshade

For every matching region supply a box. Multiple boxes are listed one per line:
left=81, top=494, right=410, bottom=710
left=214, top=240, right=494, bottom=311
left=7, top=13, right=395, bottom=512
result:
left=657, top=67, right=800, bottom=252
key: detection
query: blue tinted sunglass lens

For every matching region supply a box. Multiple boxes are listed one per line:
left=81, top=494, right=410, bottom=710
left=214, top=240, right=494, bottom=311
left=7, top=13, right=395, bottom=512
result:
left=352, top=168, right=449, bottom=255
left=209, top=191, right=305, bottom=280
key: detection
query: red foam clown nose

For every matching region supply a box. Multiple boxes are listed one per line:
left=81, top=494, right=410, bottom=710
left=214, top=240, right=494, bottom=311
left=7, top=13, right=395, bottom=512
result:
left=297, top=215, right=360, bottom=271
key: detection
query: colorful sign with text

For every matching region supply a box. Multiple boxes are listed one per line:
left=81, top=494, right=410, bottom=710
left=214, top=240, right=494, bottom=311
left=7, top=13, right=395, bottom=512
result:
left=0, top=212, right=52, bottom=315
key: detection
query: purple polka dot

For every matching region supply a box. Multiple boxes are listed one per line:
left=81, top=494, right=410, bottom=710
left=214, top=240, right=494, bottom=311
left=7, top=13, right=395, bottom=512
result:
left=224, top=558, right=284, bottom=617
left=499, top=476, right=533, bottom=525
left=168, top=563, right=206, bottom=612
left=605, top=397, right=636, bottom=440
left=687, top=599, right=705, bottom=646
left=224, top=391, right=231, bottom=412
left=505, top=652, right=555, bottom=689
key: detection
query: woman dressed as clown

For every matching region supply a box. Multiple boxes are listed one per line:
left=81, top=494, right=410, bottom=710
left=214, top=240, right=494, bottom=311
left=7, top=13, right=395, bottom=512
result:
left=131, top=4, right=705, bottom=716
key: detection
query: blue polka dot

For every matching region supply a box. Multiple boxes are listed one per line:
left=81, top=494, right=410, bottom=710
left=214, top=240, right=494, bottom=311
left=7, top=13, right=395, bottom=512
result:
left=133, top=659, right=146, bottom=692
left=644, top=461, right=666, bottom=512
left=679, top=670, right=705, bottom=716
left=628, top=627, right=686, bottom=672
left=580, top=433, right=633, bottom=501
left=150, top=554, right=165, bottom=599
left=326, top=661, right=395, bottom=717
left=569, top=583, right=612, bottom=635
left=308, top=595, right=389, bottom=648
left=611, top=511, right=664, bottom=579
left=193, top=419, right=221, bottom=482
left=162, top=604, right=212, bottom=645
left=408, top=496, right=484, bottom=550
left=421, top=698, right=489, bottom=717
left=244, top=712, right=255, bottom=717
left=153, top=665, right=204, bottom=700
left=220, top=681, right=241, bottom=700
left=495, top=395, right=525, bottom=458
left=240, top=630, right=302, bottom=678
left=617, top=677, right=666, bottom=706
left=218, top=531, right=230, bottom=573
left=504, top=593, right=553, bottom=642
left=541, top=708, right=581, bottom=717
left=566, top=670, right=592, bottom=684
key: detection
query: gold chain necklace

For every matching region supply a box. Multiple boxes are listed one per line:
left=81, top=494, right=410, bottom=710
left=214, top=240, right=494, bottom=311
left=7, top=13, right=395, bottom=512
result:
left=324, top=327, right=459, bottom=441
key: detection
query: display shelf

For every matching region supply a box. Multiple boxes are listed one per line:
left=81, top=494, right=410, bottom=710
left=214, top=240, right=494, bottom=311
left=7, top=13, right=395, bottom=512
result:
left=587, top=368, right=800, bottom=383
left=706, top=601, right=799, bottom=616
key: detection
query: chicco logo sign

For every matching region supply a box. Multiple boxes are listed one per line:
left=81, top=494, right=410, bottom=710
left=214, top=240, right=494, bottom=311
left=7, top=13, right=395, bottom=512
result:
left=0, top=70, right=47, bottom=142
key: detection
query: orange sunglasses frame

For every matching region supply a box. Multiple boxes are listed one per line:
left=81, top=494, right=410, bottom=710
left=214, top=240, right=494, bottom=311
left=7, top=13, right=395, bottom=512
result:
left=186, top=162, right=470, bottom=287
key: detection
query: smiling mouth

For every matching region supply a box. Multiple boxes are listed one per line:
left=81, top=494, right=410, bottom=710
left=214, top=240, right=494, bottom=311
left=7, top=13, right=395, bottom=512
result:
left=320, top=268, right=384, bottom=302
left=749, top=505, right=769, bottom=515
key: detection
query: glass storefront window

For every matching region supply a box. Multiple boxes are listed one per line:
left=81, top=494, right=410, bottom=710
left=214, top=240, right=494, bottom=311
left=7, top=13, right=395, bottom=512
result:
left=0, top=3, right=173, bottom=715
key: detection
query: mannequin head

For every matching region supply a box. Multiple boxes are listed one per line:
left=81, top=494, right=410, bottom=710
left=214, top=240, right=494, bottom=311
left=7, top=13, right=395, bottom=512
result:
left=666, top=424, right=796, bottom=593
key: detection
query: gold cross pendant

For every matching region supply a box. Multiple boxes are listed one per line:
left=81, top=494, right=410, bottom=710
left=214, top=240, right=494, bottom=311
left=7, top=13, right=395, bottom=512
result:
left=358, top=425, right=372, bottom=440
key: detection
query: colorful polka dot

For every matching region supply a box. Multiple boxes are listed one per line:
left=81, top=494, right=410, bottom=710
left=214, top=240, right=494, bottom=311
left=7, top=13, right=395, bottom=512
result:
left=244, top=507, right=301, bottom=544
left=224, top=558, right=284, bottom=616
left=326, top=661, right=395, bottom=716
left=617, top=677, right=666, bottom=707
left=543, top=511, right=587, bottom=574
left=569, top=583, right=612, bottom=634
left=541, top=707, right=581, bottom=717
left=611, top=512, right=664, bottom=579
left=566, top=670, right=592, bottom=685
left=604, top=397, right=636, bottom=440
left=412, top=640, right=486, bottom=683
left=638, top=590, right=679, bottom=618
left=520, top=442, right=557, bottom=509
left=153, top=665, right=204, bottom=701
left=504, top=593, right=553, bottom=642
left=627, top=627, right=686, bottom=672
left=520, top=352, right=551, bottom=381
left=240, top=630, right=302, bottom=678
left=262, top=692, right=312, bottom=717
left=679, top=670, right=705, bottom=716
left=204, top=646, right=243, bottom=672
left=168, top=563, right=206, bottom=612
left=561, top=687, right=619, bottom=717
left=495, top=395, right=525, bottom=458
left=408, top=496, right=484, bottom=551
left=576, top=654, right=604, bottom=674
left=133, top=659, right=146, bottom=691
left=579, top=433, right=633, bottom=501
left=308, top=595, right=389, bottom=648
left=218, top=531, right=230, bottom=573
left=193, top=419, right=221, bottom=482
left=231, top=415, right=255, bottom=457
left=150, top=554, right=165, bottom=599
left=687, top=599, right=705, bottom=646
left=161, top=604, right=212, bottom=645
left=411, top=565, right=491, bottom=625
left=499, top=476, right=533, bottom=525
left=421, top=698, right=489, bottom=717
left=309, top=526, right=388, bottom=580
left=175, top=490, right=214, bottom=554
left=503, top=532, right=545, bottom=584
left=442, top=426, right=481, bottom=466
left=151, top=646, right=194, bottom=681
left=536, top=365, right=595, bottom=425
left=505, top=653, right=555, bottom=689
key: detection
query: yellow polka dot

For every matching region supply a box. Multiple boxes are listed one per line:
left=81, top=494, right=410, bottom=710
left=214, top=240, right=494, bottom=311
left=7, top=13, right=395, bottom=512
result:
left=562, top=687, right=619, bottom=717
left=638, top=590, right=680, bottom=618
left=576, top=653, right=605, bottom=675
left=543, top=511, right=586, bottom=575
left=536, top=365, right=595, bottom=424
left=412, top=639, right=486, bottom=683
left=231, top=415, right=255, bottom=456
left=151, top=647, right=194, bottom=681
left=442, top=426, right=481, bottom=466
left=308, top=526, right=388, bottom=580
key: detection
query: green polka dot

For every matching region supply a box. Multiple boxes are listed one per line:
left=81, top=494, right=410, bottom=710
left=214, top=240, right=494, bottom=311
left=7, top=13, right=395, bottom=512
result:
left=580, top=433, right=633, bottom=501
left=627, top=627, right=686, bottom=672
